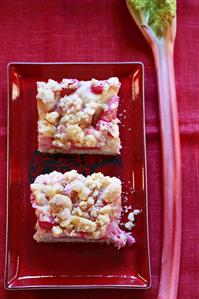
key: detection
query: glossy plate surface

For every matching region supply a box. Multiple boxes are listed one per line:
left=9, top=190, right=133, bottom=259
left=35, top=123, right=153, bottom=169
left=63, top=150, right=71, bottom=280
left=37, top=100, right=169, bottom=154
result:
left=5, top=62, right=150, bottom=289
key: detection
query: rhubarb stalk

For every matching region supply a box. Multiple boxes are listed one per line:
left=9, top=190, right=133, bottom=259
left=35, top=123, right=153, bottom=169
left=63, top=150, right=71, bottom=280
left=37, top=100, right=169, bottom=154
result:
left=126, top=2, right=181, bottom=299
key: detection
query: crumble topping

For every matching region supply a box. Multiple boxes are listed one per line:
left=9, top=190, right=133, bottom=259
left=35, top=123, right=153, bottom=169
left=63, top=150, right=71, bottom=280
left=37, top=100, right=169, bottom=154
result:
left=36, top=77, right=121, bottom=154
left=125, top=209, right=141, bottom=230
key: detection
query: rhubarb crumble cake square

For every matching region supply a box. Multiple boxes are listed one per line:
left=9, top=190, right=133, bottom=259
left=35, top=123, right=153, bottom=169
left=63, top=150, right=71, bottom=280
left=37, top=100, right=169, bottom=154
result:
left=30, top=171, right=134, bottom=249
left=36, top=77, right=121, bottom=154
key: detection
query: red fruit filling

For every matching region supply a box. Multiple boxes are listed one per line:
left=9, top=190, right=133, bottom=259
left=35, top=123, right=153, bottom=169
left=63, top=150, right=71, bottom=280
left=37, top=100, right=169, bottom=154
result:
left=38, top=217, right=55, bottom=230
left=60, top=86, right=77, bottom=97
left=100, top=96, right=119, bottom=122
left=91, top=84, right=103, bottom=94
left=79, top=232, right=89, bottom=238
left=39, top=136, right=53, bottom=150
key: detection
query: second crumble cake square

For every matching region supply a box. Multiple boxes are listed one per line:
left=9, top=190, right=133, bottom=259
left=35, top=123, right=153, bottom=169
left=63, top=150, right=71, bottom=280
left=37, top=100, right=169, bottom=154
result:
left=36, top=77, right=122, bottom=155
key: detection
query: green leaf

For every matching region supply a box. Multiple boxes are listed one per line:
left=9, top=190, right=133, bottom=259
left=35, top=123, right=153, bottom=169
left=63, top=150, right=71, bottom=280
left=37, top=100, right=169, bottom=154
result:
left=127, top=0, right=176, bottom=38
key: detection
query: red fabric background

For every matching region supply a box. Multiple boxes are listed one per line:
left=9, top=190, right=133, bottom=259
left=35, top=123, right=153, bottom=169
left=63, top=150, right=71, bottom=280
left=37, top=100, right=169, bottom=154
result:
left=0, top=1, right=198, bottom=298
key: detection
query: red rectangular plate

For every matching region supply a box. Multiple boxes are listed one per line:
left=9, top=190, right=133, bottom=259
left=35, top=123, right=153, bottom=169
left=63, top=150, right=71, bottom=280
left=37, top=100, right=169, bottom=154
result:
left=5, top=62, right=150, bottom=289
